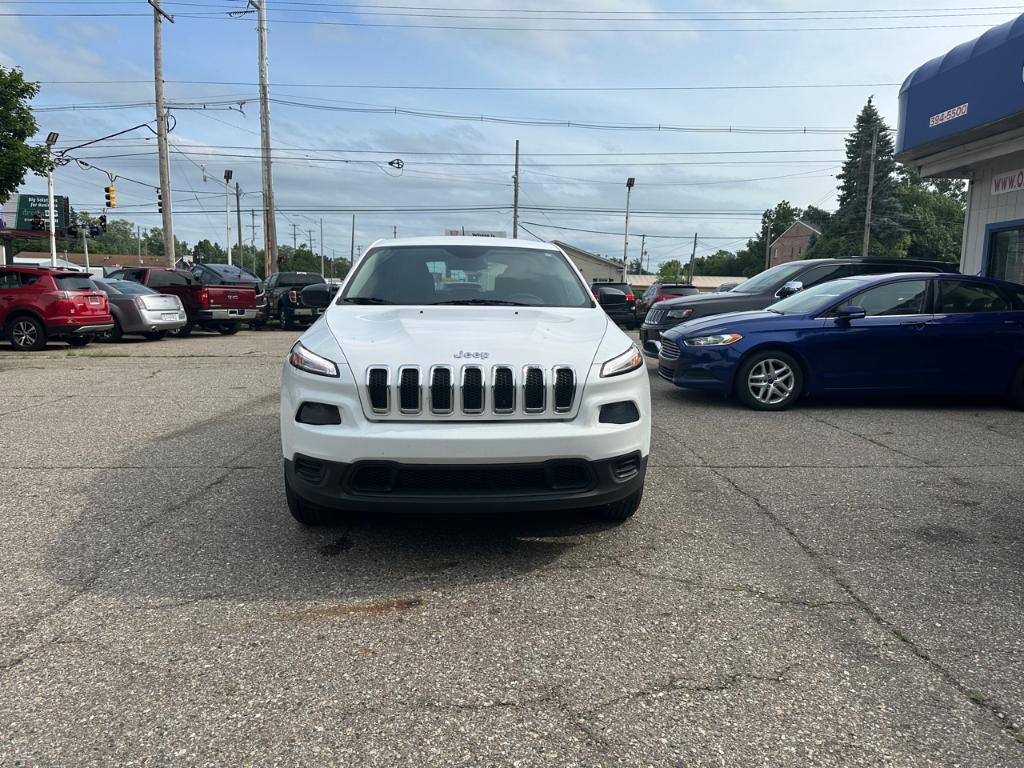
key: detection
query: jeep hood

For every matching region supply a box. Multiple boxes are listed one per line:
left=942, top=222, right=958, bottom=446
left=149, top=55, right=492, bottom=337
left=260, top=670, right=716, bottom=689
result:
left=325, top=306, right=611, bottom=375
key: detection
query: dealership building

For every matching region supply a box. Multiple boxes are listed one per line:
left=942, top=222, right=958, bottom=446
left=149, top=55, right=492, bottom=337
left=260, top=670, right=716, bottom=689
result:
left=896, top=13, right=1024, bottom=284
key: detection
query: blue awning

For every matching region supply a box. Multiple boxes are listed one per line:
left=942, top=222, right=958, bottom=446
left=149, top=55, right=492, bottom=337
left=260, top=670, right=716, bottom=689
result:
left=896, top=14, right=1024, bottom=162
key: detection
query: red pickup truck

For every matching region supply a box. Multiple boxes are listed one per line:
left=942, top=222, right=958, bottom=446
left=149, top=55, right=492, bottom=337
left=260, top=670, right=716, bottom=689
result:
left=108, top=267, right=256, bottom=336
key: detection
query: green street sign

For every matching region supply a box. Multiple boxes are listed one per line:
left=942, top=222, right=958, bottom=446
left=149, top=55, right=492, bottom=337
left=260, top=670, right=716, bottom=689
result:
left=14, top=194, right=70, bottom=231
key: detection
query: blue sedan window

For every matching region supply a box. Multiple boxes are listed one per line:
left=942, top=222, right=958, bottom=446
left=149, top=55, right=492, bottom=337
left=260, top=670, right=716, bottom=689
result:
left=841, top=280, right=928, bottom=317
left=938, top=281, right=1011, bottom=313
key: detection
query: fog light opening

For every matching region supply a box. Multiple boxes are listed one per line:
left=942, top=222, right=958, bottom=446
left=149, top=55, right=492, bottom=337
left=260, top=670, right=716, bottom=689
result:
left=296, top=402, right=342, bottom=426
left=599, top=401, right=640, bottom=424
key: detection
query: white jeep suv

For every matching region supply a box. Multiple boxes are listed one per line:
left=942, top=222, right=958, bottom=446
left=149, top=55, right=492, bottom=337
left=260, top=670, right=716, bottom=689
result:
left=280, top=237, right=651, bottom=524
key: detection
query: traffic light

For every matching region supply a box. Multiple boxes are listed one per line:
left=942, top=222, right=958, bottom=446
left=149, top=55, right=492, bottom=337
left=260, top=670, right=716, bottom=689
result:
left=67, top=224, right=79, bottom=240
left=157, top=190, right=163, bottom=213
left=98, top=214, right=107, bottom=233
left=104, top=185, right=116, bottom=209
left=89, top=225, right=101, bottom=238
left=31, top=213, right=44, bottom=231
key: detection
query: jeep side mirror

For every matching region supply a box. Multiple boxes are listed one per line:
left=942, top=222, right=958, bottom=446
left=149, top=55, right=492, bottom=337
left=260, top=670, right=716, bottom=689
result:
left=776, top=280, right=804, bottom=298
left=301, top=283, right=333, bottom=309
left=836, top=305, right=867, bottom=323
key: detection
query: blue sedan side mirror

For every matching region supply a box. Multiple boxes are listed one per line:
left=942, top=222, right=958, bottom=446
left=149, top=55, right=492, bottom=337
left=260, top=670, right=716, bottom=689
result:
left=836, top=305, right=867, bottom=323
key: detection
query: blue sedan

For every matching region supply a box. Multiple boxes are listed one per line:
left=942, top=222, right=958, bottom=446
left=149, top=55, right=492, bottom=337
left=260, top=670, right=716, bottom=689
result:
left=652, top=273, right=1024, bottom=410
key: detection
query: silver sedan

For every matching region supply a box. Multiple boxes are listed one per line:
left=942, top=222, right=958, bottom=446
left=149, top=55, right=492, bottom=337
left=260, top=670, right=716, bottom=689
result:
left=93, top=278, right=187, bottom=341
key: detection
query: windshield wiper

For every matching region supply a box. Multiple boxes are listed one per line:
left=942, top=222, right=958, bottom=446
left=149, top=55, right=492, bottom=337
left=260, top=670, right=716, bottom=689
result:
left=431, top=299, right=529, bottom=306
left=343, top=296, right=395, bottom=305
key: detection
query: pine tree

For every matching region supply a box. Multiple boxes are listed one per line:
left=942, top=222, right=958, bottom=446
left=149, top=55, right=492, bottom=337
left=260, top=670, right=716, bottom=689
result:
left=829, top=98, right=903, bottom=255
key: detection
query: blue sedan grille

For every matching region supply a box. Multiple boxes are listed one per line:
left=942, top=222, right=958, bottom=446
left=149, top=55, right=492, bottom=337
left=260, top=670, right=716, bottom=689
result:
left=659, top=340, right=681, bottom=361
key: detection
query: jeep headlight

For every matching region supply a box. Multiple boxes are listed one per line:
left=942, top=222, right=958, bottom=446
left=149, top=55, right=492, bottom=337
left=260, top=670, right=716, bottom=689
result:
left=600, top=344, right=643, bottom=377
left=289, top=341, right=339, bottom=377
left=665, top=308, right=693, bottom=321
left=683, top=333, right=743, bottom=347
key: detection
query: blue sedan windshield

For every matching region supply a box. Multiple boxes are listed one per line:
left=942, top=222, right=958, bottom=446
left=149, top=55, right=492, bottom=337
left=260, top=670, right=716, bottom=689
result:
left=766, top=279, right=866, bottom=315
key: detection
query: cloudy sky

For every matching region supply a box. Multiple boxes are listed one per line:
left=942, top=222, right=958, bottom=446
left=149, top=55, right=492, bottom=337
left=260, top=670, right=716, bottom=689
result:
left=2, top=1, right=1019, bottom=268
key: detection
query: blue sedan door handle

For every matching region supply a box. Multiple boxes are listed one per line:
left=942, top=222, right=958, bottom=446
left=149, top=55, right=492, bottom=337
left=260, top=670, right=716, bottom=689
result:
left=904, top=320, right=928, bottom=330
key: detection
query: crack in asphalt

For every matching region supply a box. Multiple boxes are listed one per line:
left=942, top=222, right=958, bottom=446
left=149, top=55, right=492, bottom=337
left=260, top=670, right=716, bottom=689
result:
left=553, top=555, right=853, bottom=611
left=800, top=411, right=930, bottom=466
left=708, top=466, right=1024, bottom=748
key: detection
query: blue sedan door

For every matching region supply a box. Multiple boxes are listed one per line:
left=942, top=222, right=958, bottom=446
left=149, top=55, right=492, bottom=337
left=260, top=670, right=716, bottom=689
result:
left=806, top=279, right=934, bottom=391
left=925, top=279, right=1022, bottom=395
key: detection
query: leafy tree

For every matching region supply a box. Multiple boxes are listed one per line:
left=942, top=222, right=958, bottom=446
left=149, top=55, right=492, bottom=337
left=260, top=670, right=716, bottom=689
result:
left=657, top=259, right=684, bottom=281
left=628, top=257, right=650, bottom=275
left=0, top=67, right=50, bottom=204
left=689, top=249, right=743, bottom=276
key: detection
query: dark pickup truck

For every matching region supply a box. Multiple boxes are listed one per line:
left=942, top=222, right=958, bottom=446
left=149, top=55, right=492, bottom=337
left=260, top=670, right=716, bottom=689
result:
left=108, top=267, right=257, bottom=336
left=262, top=271, right=328, bottom=329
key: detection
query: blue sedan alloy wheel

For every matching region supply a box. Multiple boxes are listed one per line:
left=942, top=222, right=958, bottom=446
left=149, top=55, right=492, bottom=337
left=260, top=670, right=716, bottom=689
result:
left=736, top=350, right=804, bottom=411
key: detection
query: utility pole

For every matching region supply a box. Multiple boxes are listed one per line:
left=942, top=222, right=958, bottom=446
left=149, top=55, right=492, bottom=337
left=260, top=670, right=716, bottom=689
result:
left=235, top=182, right=244, bottom=268
left=350, top=215, right=356, bottom=262
left=223, top=170, right=233, bottom=265
left=393, top=225, right=397, bottom=239
left=622, top=177, right=635, bottom=282
left=249, top=208, right=257, bottom=274
left=512, top=139, right=520, bottom=239
left=44, top=133, right=58, bottom=267
left=252, top=0, right=279, bottom=274
left=292, top=222, right=297, bottom=251
left=308, top=228, right=314, bottom=257
left=320, top=218, right=325, bottom=275
left=639, top=234, right=646, bottom=275
left=688, top=232, right=697, bottom=284
left=862, top=126, right=879, bottom=258
left=149, top=0, right=175, bottom=267
left=81, top=219, right=90, bottom=273
left=137, top=224, right=142, bottom=263
left=764, top=215, right=773, bottom=270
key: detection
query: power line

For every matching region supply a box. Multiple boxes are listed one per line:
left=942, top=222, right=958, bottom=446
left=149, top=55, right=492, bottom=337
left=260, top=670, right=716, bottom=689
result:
left=39, top=79, right=904, bottom=92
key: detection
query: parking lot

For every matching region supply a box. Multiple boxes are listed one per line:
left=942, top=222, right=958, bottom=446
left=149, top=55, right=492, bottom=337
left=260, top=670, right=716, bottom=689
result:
left=1, top=329, right=1023, bottom=767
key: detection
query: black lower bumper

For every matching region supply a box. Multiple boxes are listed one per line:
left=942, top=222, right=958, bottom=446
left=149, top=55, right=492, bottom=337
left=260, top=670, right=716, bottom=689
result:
left=48, top=322, right=115, bottom=337
left=285, top=453, right=648, bottom=513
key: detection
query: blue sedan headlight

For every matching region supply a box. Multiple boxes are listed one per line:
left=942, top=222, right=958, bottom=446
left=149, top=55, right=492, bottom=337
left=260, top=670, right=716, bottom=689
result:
left=683, top=333, right=744, bottom=347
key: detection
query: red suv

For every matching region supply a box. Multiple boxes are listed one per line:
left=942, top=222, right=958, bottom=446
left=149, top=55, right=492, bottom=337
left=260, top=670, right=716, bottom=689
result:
left=0, top=267, right=113, bottom=351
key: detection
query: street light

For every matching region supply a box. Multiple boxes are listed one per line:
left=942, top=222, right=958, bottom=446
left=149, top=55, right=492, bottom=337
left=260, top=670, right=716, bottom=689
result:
left=45, top=132, right=60, bottom=267
left=622, top=177, right=635, bottom=282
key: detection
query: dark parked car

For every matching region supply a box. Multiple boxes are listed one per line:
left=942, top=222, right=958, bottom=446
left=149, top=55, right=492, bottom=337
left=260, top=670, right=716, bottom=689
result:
left=591, top=281, right=637, bottom=327
left=657, top=273, right=1024, bottom=410
left=637, top=282, right=699, bottom=318
left=93, top=278, right=186, bottom=341
left=262, top=271, right=328, bottom=329
left=640, top=258, right=957, bottom=353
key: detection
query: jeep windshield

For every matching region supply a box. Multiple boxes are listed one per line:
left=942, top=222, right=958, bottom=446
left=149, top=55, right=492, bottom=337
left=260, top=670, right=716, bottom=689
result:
left=341, top=245, right=594, bottom=307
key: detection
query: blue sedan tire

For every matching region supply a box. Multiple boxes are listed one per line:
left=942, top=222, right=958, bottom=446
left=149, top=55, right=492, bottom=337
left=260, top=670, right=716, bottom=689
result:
left=735, top=350, right=804, bottom=411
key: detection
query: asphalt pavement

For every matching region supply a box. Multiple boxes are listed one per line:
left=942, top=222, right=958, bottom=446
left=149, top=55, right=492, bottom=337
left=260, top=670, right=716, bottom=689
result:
left=1, top=329, right=1022, bottom=767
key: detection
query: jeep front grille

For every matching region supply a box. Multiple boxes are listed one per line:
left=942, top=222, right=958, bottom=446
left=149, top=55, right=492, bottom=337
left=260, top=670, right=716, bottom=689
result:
left=492, top=366, right=515, bottom=413
left=645, top=308, right=665, bottom=324
left=398, top=366, right=421, bottom=413
left=365, top=364, right=577, bottom=417
left=553, top=367, right=576, bottom=413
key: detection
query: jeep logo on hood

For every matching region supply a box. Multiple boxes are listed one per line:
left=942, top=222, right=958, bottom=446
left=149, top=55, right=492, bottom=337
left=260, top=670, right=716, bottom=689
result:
left=454, top=350, right=490, bottom=360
